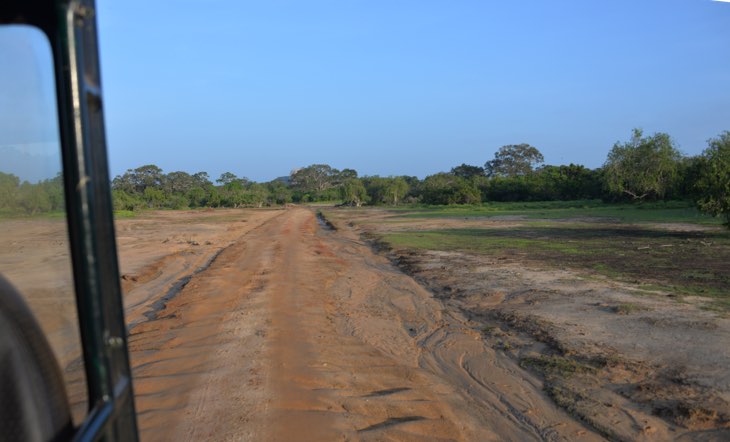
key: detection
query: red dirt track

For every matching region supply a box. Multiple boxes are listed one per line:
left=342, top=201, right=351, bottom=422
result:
left=123, top=208, right=599, bottom=441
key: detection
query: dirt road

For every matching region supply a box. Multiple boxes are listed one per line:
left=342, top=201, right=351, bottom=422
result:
left=126, top=208, right=600, bottom=441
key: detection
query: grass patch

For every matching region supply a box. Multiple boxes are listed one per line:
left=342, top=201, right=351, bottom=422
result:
left=380, top=224, right=730, bottom=311
left=611, top=303, right=649, bottom=315
left=113, top=210, right=137, bottom=219
left=544, top=383, right=624, bottom=440
left=0, top=210, right=66, bottom=220
left=520, top=355, right=597, bottom=378
left=302, top=200, right=343, bottom=207
left=387, top=200, right=720, bottom=225
left=590, top=263, right=623, bottom=278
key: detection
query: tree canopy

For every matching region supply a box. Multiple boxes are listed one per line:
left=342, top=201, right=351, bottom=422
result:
left=450, top=164, right=485, bottom=179
left=603, top=129, right=682, bottom=200
left=96, top=127, right=730, bottom=231
left=290, top=164, right=341, bottom=193
left=694, top=131, right=730, bottom=226
left=0, top=172, right=64, bottom=215
left=485, top=144, right=544, bottom=177
left=340, top=178, right=368, bottom=207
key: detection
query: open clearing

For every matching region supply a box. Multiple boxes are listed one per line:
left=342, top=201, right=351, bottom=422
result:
left=120, top=208, right=596, bottom=441
left=323, top=205, right=730, bottom=441
left=3, top=205, right=729, bottom=440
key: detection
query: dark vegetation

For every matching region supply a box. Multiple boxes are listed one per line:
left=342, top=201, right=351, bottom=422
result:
left=0, top=172, right=64, bottom=216
left=105, top=129, right=730, bottom=227
left=3, top=129, right=727, bottom=227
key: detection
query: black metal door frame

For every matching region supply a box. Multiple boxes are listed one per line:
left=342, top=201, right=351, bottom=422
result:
left=1, top=1, right=138, bottom=440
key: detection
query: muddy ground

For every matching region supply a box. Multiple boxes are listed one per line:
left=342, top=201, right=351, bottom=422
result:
left=2, top=207, right=728, bottom=440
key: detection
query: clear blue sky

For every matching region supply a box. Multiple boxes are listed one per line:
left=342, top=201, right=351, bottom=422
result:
left=0, top=26, right=62, bottom=182
left=9, top=0, right=730, bottom=183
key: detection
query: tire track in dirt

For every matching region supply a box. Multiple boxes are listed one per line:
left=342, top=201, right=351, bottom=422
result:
left=128, top=211, right=285, bottom=440
left=260, top=209, right=467, bottom=441
left=129, top=208, right=604, bottom=440
left=322, top=217, right=603, bottom=441
left=120, top=211, right=282, bottom=330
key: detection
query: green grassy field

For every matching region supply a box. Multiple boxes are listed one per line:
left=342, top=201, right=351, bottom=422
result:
left=0, top=209, right=66, bottom=220
left=383, top=200, right=721, bottom=225
left=113, top=210, right=138, bottom=218
left=362, top=202, right=730, bottom=312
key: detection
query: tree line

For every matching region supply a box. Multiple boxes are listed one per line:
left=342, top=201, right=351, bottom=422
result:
left=3, top=129, right=727, bottom=226
left=0, top=172, right=64, bottom=215
left=108, top=129, right=729, bottom=225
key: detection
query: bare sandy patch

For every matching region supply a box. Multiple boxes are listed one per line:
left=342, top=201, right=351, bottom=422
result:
left=331, top=207, right=730, bottom=440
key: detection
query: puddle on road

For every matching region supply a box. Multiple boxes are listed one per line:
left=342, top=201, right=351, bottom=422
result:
left=316, top=212, right=336, bottom=231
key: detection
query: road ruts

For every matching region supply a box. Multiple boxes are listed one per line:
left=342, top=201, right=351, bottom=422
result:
left=129, top=208, right=603, bottom=441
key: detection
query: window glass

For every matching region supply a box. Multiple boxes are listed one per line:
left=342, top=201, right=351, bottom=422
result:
left=0, top=25, right=87, bottom=424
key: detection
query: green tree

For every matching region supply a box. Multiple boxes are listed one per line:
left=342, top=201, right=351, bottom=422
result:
left=0, top=172, right=20, bottom=209
left=532, top=164, right=602, bottom=201
left=450, top=164, right=485, bottom=179
left=241, top=183, right=269, bottom=207
left=192, top=171, right=212, bottom=187
left=482, top=175, right=538, bottom=202
left=17, top=181, right=51, bottom=214
left=186, top=187, right=208, bottom=207
left=216, top=172, right=240, bottom=186
left=419, top=173, right=481, bottom=205
left=265, top=180, right=293, bottom=205
left=340, top=178, right=368, bottom=206
left=339, top=168, right=358, bottom=180
left=112, top=189, right=144, bottom=211
left=361, top=176, right=411, bottom=205
left=290, top=164, right=340, bottom=193
left=362, top=176, right=386, bottom=204
left=163, top=194, right=189, bottom=210
left=603, top=129, right=682, bottom=201
left=112, top=164, right=164, bottom=194
left=383, top=177, right=409, bottom=205
left=206, top=185, right=222, bottom=207
left=164, top=171, right=195, bottom=195
left=143, top=187, right=165, bottom=208
left=694, top=131, right=730, bottom=227
left=485, top=144, right=544, bottom=177
left=39, top=173, right=65, bottom=211
left=111, top=171, right=135, bottom=194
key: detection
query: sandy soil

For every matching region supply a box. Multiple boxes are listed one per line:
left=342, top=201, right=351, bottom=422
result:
left=5, top=207, right=726, bottom=440
left=123, top=208, right=600, bottom=441
left=329, top=208, right=730, bottom=441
